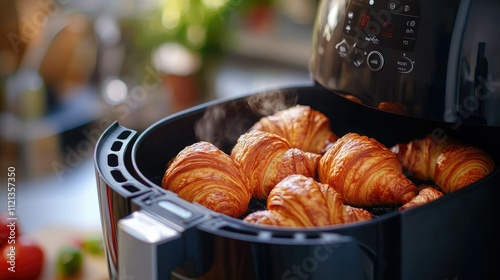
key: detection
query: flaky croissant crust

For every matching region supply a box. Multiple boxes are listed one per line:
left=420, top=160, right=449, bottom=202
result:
left=231, top=130, right=320, bottom=199
left=391, top=134, right=495, bottom=193
left=242, top=210, right=294, bottom=227
left=318, top=133, right=418, bottom=207
left=244, top=175, right=371, bottom=227
left=162, top=141, right=251, bottom=218
left=390, top=134, right=451, bottom=181
left=250, top=105, right=338, bottom=154
left=399, top=186, right=444, bottom=210
left=435, top=144, right=495, bottom=193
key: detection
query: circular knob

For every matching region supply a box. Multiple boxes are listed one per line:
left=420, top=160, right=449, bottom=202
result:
left=396, top=56, right=414, bottom=74
left=367, top=51, right=384, bottom=71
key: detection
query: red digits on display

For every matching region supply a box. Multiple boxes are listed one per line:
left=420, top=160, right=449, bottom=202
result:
left=381, top=21, right=394, bottom=38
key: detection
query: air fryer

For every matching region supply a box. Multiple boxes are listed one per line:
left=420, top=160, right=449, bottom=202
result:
left=94, top=0, right=500, bottom=279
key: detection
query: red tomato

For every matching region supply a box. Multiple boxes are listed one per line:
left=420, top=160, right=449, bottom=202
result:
left=0, top=236, right=44, bottom=280
left=0, top=212, right=20, bottom=249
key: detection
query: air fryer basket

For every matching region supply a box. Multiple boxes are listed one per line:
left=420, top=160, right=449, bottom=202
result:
left=133, top=86, right=500, bottom=183
left=95, top=86, right=500, bottom=280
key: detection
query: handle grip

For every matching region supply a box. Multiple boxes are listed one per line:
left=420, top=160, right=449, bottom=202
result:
left=118, top=191, right=215, bottom=279
left=118, top=210, right=184, bottom=280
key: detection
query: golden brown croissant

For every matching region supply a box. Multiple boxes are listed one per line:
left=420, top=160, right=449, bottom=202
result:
left=162, top=141, right=251, bottom=218
left=243, top=175, right=372, bottom=227
left=390, top=134, right=451, bottom=181
left=399, top=186, right=444, bottom=210
left=435, top=144, right=495, bottom=193
left=242, top=209, right=295, bottom=227
left=231, top=130, right=320, bottom=199
left=391, top=135, right=495, bottom=193
left=318, top=133, right=418, bottom=207
left=249, top=105, right=338, bottom=154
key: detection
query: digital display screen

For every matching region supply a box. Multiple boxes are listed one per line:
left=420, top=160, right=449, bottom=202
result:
left=344, top=3, right=420, bottom=52
left=360, top=13, right=394, bottom=38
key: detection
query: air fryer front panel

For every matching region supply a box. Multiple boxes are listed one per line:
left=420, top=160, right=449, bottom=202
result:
left=400, top=169, right=500, bottom=280
left=123, top=189, right=381, bottom=280
left=310, top=0, right=500, bottom=126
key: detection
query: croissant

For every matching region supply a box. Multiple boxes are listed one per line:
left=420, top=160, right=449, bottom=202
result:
left=399, top=186, right=444, bottom=210
left=162, top=141, right=251, bottom=218
left=391, top=135, right=495, bottom=193
left=231, top=130, right=320, bottom=199
left=390, top=134, right=451, bottom=181
left=243, top=175, right=372, bottom=227
left=249, top=105, right=338, bottom=154
left=435, top=144, right=495, bottom=193
left=318, top=133, right=418, bottom=207
left=242, top=209, right=294, bottom=227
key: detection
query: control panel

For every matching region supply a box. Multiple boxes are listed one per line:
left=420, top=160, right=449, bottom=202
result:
left=336, top=0, right=421, bottom=73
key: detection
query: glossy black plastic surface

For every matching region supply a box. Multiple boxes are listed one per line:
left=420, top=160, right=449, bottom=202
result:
left=310, top=0, right=500, bottom=126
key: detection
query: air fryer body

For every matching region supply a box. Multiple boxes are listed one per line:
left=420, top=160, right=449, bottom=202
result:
left=309, top=0, right=500, bottom=126
left=95, top=87, right=500, bottom=280
left=95, top=0, right=500, bottom=278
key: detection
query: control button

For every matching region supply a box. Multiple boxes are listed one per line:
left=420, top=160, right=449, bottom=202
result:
left=388, top=1, right=398, bottom=10
left=349, top=44, right=365, bottom=67
left=401, top=38, right=416, bottom=51
left=396, top=56, right=414, bottom=73
left=335, top=39, right=350, bottom=58
left=388, top=0, right=419, bottom=16
left=367, top=51, right=384, bottom=71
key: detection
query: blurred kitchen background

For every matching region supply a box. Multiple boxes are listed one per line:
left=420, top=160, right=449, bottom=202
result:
left=0, top=0, right=317, bottom=278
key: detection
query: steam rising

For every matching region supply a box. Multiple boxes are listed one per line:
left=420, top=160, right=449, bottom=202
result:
left=246, top=90, right=298, bottom=116
left=194, top=90, right=299, bottom=149
left=194, top=102, right=238, bottom=148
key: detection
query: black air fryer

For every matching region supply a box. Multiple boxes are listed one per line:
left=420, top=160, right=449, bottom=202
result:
left=94, top=0, right=500, bottom=279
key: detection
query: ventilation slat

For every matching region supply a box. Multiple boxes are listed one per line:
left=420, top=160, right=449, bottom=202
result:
left=111, top=170, right=126, bottom=183
left=111, top=141, right=123, bottom=152
left=107, top=154, right=119, bottom=167
left=117, top=130, right=132, bottom=140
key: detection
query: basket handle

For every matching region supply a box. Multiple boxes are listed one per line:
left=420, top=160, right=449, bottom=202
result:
left=118, top=210, right=184, bottom=279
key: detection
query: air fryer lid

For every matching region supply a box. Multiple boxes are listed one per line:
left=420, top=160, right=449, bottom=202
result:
left=309, top=0, right=500, bottom=126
